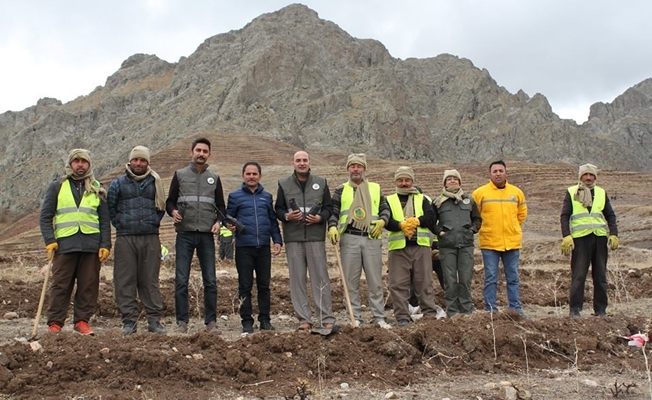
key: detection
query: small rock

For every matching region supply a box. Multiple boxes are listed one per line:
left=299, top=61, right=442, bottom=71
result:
left=484, top=382, right=498, bottom=389
left=192, top=353, right=203, bottom=360
left=220, top=315, right=229, bottom=321
left=499, top=386, right=517, bottom=400
left=583, top=379, right=598, bottom=387
left=340, top=382, right=349, bottom=389
left=29, top=341, right=43, bottom=352
left=519, top=389, right=532, bottom=399
left=3, top=312, right=19, bottom=320
left=499, top=381, right=513, bottom=387
left=385, top=392, right=398, bottom=399
left=46, top=361, right=53, bottom=369
left=99, top=348, right=110, bottom=355
left=172, top=347, right=178, bottom=352
left=14, top=337, right=27, bottom=343
left=285, top=352, right=293, bottom=358
left=104, top=359, right=110, bottom=363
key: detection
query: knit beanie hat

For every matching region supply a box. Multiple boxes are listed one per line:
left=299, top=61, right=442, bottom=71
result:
left=67, top=148, right=92, bottom=166
left=346, top=153, right=367, bottom=169
left=442, top=169, right=462, bottom=186
left=394, top=166, right=415, bottom=181
left=129, top=145, right=151, bottom=162
left=578, top=163, right=598, bottom=179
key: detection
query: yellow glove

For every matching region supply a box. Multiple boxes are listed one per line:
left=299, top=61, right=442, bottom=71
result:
left=400, top=217, right=419, bottom=239
left=370, top=219, right=385, bottom=239
left=560, top=235, right=574, bottom=256
left=46, top=242, right=58, bottom=260
left=327, top=227, right=340, bottom=245
left=98, top=248, right=111, bottom=262
left=608, top=235, right=619, bottom=250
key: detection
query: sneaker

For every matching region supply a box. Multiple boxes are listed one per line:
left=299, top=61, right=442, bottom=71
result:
left=260, top=320, right=275, bottom=331
left=242, top=321, right=254, bottom=334
left=147, top=321, right=166, bottom=334
left=435, top=305, right=448, bottom=320
left=122, top=321, right=137, bottom=336
left=176, top=321, right=188, bottom=334
left=48, top=323, right=62, bottom=333
left=408, top=304, right=421, bottom=315
left=73, top=321, right=95, bottom=336
left=569, top=309, right=581, bottom=319
left=398, top=320, right=410, bottom=328
left=206, top=321, right=221, bottom=334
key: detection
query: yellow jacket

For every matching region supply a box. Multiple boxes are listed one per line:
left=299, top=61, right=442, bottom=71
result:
left=472, top=181, right=527, bottom=251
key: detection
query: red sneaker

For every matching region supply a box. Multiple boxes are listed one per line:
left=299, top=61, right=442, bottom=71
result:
left=73, top=321, right=95, bottom=336
left=48, top=323, right=62, bottom=333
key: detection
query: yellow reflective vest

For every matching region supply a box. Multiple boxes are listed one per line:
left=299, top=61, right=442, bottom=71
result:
left=220, top=225, right=233, bottom=238
left=54, top=180, right=101, bottom=239
left=568, top=185, right=607, bottom=238
left=386, top=193, right=430, bottom=250
left=337, top=182, right=381, bottom=238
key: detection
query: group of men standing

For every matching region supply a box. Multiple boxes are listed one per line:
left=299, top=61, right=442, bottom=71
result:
left=39, top=139, right=618, bottom=336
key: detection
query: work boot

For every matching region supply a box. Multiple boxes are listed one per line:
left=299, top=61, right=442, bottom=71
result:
left=122, top=321, right=137, bottom=336
left=260, top=320, right=275, bottom=331
left=73, top=321, right=95, bottom=336
left=594, top=310, right=607, bottom=317
left=176, top=321, right=188, bottom=334
left=206, top=321, right=221, bottom=334
left=48, top=323, right=62, bottom=333
left=242, top=321, right=254, bottom=334
left=147, top=321, right=166, bottom=334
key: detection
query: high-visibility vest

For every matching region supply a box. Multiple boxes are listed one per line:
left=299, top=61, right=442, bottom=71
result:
left=337, top=182, right=381, bottom=238
left=568, top=185, right=607, bottom=238
left=386, top=193, right=430, bottom=250
left=54, top=180, right=101, bottom=239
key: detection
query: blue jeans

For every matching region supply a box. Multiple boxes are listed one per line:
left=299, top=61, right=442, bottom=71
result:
left=174, top=231, right=217, bottom=325
left=481, top=249, right=521, bottom=312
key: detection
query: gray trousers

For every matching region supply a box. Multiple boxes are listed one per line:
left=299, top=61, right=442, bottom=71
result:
left=113, top=234, right=164, bottom=324
left=339, top=233, right=385, bottom=322
left=286, top=241, right=335, bottom=326
left=440, top=246, right=474, bottom=316
left=388, top=245, right=439, bottom=323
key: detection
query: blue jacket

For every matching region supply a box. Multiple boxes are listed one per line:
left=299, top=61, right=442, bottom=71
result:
left=226, top=183, right=282, bottom=248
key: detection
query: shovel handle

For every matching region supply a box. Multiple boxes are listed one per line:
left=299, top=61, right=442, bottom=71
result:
left=31, top=259, right=52, bottom=339
left=333, top=244, right=357, bottom=327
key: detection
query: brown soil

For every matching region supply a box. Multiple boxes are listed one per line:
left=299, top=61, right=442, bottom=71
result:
left=1, top=143, right=652, bottom=399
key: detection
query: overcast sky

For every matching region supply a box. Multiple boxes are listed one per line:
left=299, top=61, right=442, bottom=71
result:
left=1, top=1, right=650, bottom=123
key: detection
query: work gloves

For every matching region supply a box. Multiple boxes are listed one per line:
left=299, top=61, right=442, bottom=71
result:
left=327, top=227, right=340, bottom=245
left=46, top=243, right=58, bottom=261
left=98, top=248, right=111, bottom=262
left=400, top=217, right=420, bottom=239
left=560, top=235, right=574, bottom=256
left=370, top=220, right=386, bottom=239
left=608, top=235, right=619, bottom=250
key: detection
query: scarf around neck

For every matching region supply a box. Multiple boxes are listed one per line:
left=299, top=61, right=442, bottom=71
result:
left=346, top=178, right=373, bottom=232
left=574, top=182, right=594, bottom=208
left=434, top=186, right=465, bottom=208
left=396, top=186, right=420, bottom=217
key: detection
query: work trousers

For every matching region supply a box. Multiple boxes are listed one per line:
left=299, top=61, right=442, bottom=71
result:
left=339, top=233, right=385, bottom=322
left=113, top=234, right=164, bottom=324
left=440, top=246, right=474, bottom=317
left=569, top=234, right=609, bottom=313
left=388, top=245, right=438, bottom=323
left=286, top=241, right=335, bottom=326
left=47, top=252, right=101, bottom=326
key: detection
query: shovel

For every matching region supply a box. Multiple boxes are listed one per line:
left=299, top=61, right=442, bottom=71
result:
left=334, top=244, right=357, bottom=327
left=30, top=259, right=52, bottom=340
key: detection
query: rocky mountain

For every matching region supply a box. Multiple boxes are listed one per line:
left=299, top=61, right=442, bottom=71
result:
left=0, top=4, right=651, bottom=216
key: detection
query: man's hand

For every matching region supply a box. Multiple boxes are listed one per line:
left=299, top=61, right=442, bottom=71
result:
left=46, top=242, right=58, bottom=261
left=608, top=235, right=619, bottom=250
left=272, top=243, right=282, bottom=256
left=98, top=248, right=111, bottom=262
left=431, top=249, right=440, bottom=260
left=561, top=235, right=574, bottom=256
left=171, top=209, right=183, bottom=224
left=285, top=209, right=303, bottom=222
left=400, top=217, right=419, bottom=239
left=370, top=219, right=386, bottom=239
left=304, top=213, right=322, bottom=226
left=327, top=227, right=340, bottom=245
left=211, top=222, right=220, bottom=234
